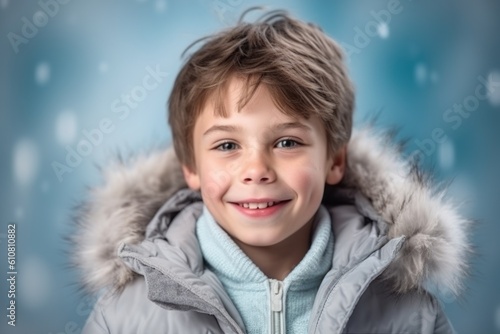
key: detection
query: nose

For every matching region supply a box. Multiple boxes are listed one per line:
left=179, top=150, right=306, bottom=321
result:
left=240, top=150, right=276, bottom=184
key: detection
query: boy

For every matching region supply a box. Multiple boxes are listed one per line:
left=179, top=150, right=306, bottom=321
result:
left=76, top=9, right=469, bottom=333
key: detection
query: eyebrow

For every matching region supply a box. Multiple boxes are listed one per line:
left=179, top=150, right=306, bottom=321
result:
left=203, top=125, right=241, bottom=137
left=202, top=122, right=311, bottom=137
left=273, top=122, right=311, bottom=132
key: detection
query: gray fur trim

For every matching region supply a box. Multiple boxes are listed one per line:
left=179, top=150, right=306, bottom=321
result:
left=342, top=128, right=471, bottom=297
left=71, top=148, right=185, bottom=293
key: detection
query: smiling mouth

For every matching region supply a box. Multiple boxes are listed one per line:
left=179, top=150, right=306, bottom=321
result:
left=233, top=200, right=290, bottom=210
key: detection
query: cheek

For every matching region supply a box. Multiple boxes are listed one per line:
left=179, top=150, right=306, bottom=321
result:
left=287, top=163, right=325, bottom=199
left=199, top=161, right=233, bottom=200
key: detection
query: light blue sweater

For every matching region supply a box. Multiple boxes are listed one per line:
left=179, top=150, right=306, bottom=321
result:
left=196, top=205, right=334, bottom=334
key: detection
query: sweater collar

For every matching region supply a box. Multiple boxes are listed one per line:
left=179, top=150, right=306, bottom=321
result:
left=196, top=205, right=334, bottom=291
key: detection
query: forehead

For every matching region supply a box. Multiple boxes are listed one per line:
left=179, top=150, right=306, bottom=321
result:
left=192, top=77, right=328, bottom=141
left=197, top=81, right=278, bottom=125
left=198, top=76, right=303, bottom=124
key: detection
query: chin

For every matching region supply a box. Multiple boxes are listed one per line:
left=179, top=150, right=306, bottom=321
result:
left=236, top=234, right=285, bottom=248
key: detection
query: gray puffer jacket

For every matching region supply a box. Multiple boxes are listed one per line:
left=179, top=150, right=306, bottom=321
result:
left=73, top=128, right=470, bottom=333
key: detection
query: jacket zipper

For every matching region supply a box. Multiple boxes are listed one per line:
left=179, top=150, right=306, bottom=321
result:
left=269, top=279, right=285, bottom=334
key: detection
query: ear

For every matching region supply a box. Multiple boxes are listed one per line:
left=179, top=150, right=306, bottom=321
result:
left=325, top=145, right=347, bottom=185
left=182, top=165, right=201, bottom=190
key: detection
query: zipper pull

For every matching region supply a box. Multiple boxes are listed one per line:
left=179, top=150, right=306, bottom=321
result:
left=270, top=279, right=283, bottom=312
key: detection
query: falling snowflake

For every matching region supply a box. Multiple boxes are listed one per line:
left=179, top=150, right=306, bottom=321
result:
left=1, top=0, right=9, bottom=9
left=487, top=71, right=500, bottom=106
left=155, top=0, right=167, bottom=12
left=35, top=62, right=50, bottom=86
left=56, top=110, right=78, bottom=145
left=15, top=207, right=24, bottom=220
left=495, top=305, right=500, bottom=332
left=415, top=63, right=427, bottom=85
left=99, top=61, right=108, bottom=73
left=13, top=139, right=39, bottom=186
left=438, top=140, right=454, bottom=171
left=377, top=22, right=389, bottom=39
left=19, top=257, right=53, bottom=309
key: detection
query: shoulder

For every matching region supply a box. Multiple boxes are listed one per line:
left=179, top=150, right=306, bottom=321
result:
left=84, top=277, right=223, bottom=334
left=346, top=278, right=455, bottom=334
left=86, top=278, right=165, bottom=333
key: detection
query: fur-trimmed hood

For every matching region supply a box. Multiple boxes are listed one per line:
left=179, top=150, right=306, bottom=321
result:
left=72, top=127, right=471, bottom=299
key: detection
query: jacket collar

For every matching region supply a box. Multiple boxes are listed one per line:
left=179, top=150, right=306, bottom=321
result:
left=72, top=126, right=471, bottom=299
left=112, top=186, right=402, bottom=334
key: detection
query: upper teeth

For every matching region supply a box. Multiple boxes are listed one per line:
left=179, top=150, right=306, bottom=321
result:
left=240, top=202, right=275, bottom=209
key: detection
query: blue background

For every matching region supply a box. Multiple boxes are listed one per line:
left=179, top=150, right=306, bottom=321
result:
left=1, top=0, right=500, bottom=333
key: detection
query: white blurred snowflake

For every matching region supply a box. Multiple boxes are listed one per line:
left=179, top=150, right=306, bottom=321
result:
left=487, top=71, right=500, bottom=106
left=438, top=140, right=454, bottom=171
left=13, top=139, right=39, bottom=186
left=377, top=22, right=389, bottom=39
left=19, top=257, right=52, bottom=309
left=15, top=206, right=24, bottom=220
left=495, top=305, right=500, bottom=332
left=99, top=61, right=108, bottom=73
left=155, top=0, right=167, bottom=12
left=415, top=63, right=427, bottom=85
left=35, top=62, right=50, bottom=86
left=1, top=0, right=9, bottom=9
left=56, top=110, right=78, bottom=145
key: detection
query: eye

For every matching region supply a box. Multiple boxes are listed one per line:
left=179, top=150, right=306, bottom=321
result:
left=276, top=139, right=300, bottom=149
left=215, top=141, right=238, bottom=151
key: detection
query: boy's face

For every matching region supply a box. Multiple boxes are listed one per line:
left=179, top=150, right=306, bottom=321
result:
left=183, top=76, right=345, bottom=249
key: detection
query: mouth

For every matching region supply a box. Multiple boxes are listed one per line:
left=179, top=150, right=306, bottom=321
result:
left=229, top=200, right=291, bottom=216
left=236, top=201, right=283, bottom=210
left=232, top=199, right=290, bottom=210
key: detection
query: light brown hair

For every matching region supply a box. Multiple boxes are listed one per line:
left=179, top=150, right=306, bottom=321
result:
left=168, top=9, right=355, bottom=170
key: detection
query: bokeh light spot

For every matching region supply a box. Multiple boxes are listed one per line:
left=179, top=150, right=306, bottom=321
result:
left=155, top=0, right=167, bottom=12
left=13, top=139, right=39, bottom=186
left=487, top=71, right=500, bottom=106
left=15, top=206, right=24, bottom=220
left=438, top=140, right=455, bottom=171
left=495, top=305, right=500, bottom=331
left=35, top=62, right=51, bottom=86
left=415, top=63, right=427, bottom=85
left=56, top=110, right=78, bottom=145
left=377, top=22, right=389, bottom=39
left=99, top=61, right=109, bottom=73
left=19, top=257, right=53, bottom=309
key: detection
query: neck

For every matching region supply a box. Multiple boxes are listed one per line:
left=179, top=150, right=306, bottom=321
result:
left=233, top=219, right=314, bottom=280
